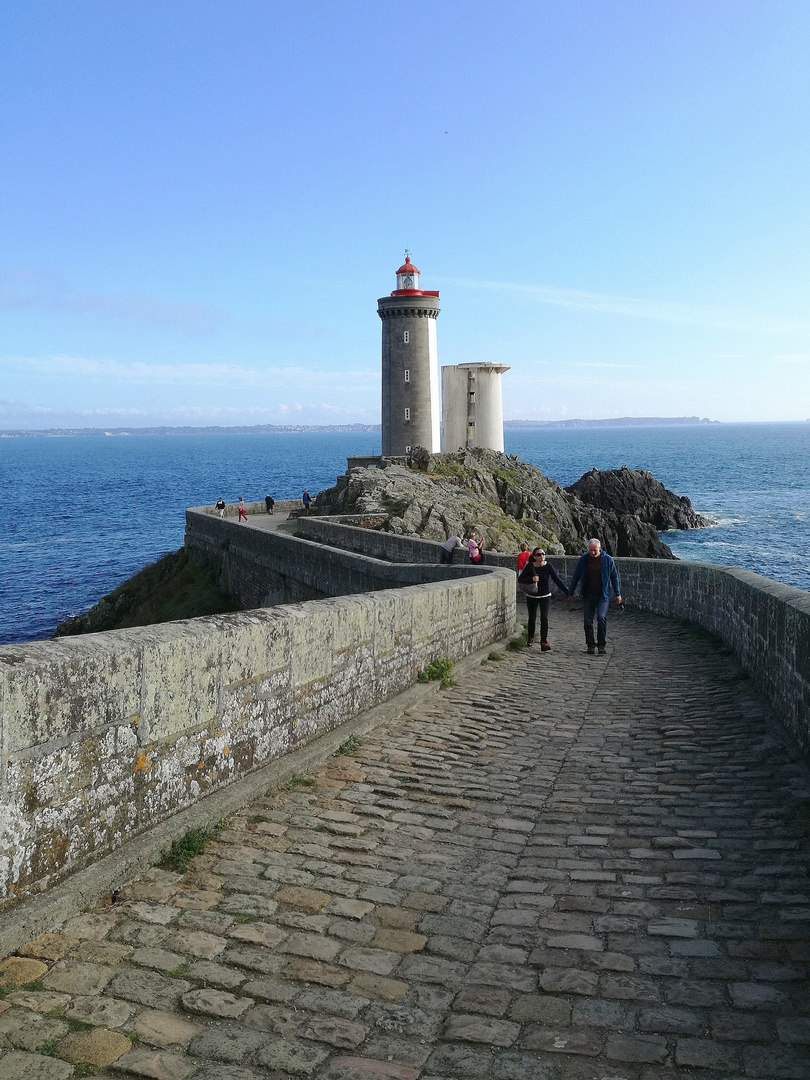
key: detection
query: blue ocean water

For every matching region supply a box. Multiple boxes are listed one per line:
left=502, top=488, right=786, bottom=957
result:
left=1, top=422, right=807, bottom=646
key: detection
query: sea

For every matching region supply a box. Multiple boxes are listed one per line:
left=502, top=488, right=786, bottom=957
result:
left=1, top=422, right=807, bottom=646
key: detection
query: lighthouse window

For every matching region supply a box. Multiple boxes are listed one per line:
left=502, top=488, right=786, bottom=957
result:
left=404, top=408, right=410, bottom=421
left=405, top=445, right=411, bottom=453
left=403, top=331, right=410, bottom=344
left=404, top=369, right=410, bottom=383
left=468, top=392, right=475, bottom=403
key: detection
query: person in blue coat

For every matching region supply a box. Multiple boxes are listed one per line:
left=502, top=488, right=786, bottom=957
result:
left=568, top=538, right=622, bottom=655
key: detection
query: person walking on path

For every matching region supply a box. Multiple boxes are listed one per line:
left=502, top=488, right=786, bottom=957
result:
left=468, top=531, right=484, bottom=563
left=215, top=497, right=226, bottom=518
left=302, top=490, right=311, bottom=515
left=265, top=494, right=275, bottom=514
left=237, top=497, right=248, bottom=523
left=569, top=537, right=622, bottom=654
left=518, top=546, right=569, bottom=649
left=516, top=542, right=531, bottom=573
left=440, top=535, right=463, bottom=564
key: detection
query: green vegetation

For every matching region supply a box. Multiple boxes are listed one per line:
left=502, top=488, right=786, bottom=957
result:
left=507, top=629, right=529, bottom=651
left=74, top=1066, right=98, bottom=1078
left=286, top=774, right=315, bottom=789
left=334, top=733, right=361, bottom=757
left=35, top=1038, right=62, bottom=1057
left=417, top=656, right=456, bottom=688
left=166, top=963, right=190, bottom=979
left=161, top=820, right=225, bottom=871
left=493, top=468, right=519, bottom=484
left=66, top=1018, right=94, bottom=1032
left=429, top=461, right=469, bottom=480
left=487, top=650, right=504, bottom=661
left=53, top=547, right=242, bottom=637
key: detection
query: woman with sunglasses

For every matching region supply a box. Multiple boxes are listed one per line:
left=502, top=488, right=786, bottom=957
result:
left=517, top=546, right=569, bottom=649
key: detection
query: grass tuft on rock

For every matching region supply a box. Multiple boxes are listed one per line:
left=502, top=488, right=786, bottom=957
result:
left=419, top=652, right=457, bottom=686
left=334, top=733, right=361, bottom=757
left=162, top=821, right=224, bottom=872
left=417, top=656, right=456, bottom=688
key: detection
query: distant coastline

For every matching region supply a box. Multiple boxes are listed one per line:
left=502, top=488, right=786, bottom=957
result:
left=1, top=417, right=721, bottom=437
left=0, top=423, right=380, bottom=438
left=505, top=416, right=720, bottom=429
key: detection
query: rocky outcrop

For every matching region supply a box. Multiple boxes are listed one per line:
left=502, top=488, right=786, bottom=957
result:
left=313, top=448, right=712, bottom=559
left=566, top=467, right=709, bottom=531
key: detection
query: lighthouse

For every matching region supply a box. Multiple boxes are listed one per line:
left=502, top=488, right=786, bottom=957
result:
left=378, top=253, right=441, bottom=456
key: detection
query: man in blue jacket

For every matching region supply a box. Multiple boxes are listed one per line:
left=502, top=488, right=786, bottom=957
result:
left=568, top=538, right=622, bottom=655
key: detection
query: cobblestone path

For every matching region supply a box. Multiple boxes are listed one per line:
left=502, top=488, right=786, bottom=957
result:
left=1, top=606, right=808, bottom=1080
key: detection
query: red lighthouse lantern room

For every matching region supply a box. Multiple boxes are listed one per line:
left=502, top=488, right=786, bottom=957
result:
left=392, top=252, right=439, bottom=296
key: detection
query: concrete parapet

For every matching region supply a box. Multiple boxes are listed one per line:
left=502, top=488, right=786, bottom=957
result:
left=0, top=521, right=515, bottom=909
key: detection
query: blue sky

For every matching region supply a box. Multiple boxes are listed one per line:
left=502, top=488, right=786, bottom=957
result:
left=2, top=0, right=809, bottom=427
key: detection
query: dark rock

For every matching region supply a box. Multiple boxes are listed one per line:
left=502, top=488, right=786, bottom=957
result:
left=566, top=467, right=712, bottom=532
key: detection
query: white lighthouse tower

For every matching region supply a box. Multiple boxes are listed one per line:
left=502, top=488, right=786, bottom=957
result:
left=378, top=254, right=441, bottom=456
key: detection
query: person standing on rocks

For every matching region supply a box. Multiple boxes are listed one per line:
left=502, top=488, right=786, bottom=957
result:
left=265, top=494, right=275, bottom=514
left=302, top=490, right=311, bottom=515
left=518, top=547, right=569, bottom=649
left=440, top=535, right=463, bottom=564
left=569, top=538, right=622, bottom=654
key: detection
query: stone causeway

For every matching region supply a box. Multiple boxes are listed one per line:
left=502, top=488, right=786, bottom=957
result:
left=0, top=604, right=808, bottom=1079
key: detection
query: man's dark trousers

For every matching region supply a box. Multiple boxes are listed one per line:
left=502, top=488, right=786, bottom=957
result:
left=583, top=597, right=610, bottom=649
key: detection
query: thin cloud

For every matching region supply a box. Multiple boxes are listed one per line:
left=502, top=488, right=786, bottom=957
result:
left=442, top=276, right=810, bottom=338
left=3, top=354, right=377, bottom=389
left=0, top=267, right=222, bottom=334
left=0, top=400, right=379, bottom=426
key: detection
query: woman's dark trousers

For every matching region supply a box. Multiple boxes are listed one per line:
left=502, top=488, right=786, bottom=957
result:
left=526, top=596, right=550, bottom=641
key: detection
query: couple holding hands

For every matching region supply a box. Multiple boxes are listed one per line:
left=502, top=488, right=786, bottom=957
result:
left=517, top=538, right=622, bottom=654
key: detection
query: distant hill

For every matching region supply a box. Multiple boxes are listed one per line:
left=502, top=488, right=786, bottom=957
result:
left=505, top=417, right=719, bottom=428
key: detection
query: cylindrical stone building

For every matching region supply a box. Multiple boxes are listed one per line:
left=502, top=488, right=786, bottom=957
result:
left=441, top=362, right=510, bottom=453
left=378, top=255, right=441, bottom=456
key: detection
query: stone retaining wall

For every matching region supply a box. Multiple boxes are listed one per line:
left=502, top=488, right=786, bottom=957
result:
left=0, top=526, right=514, bottom=909
left=184, top=510, right=494, bottom=609
left=295, top=517, right=458, bottom=564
